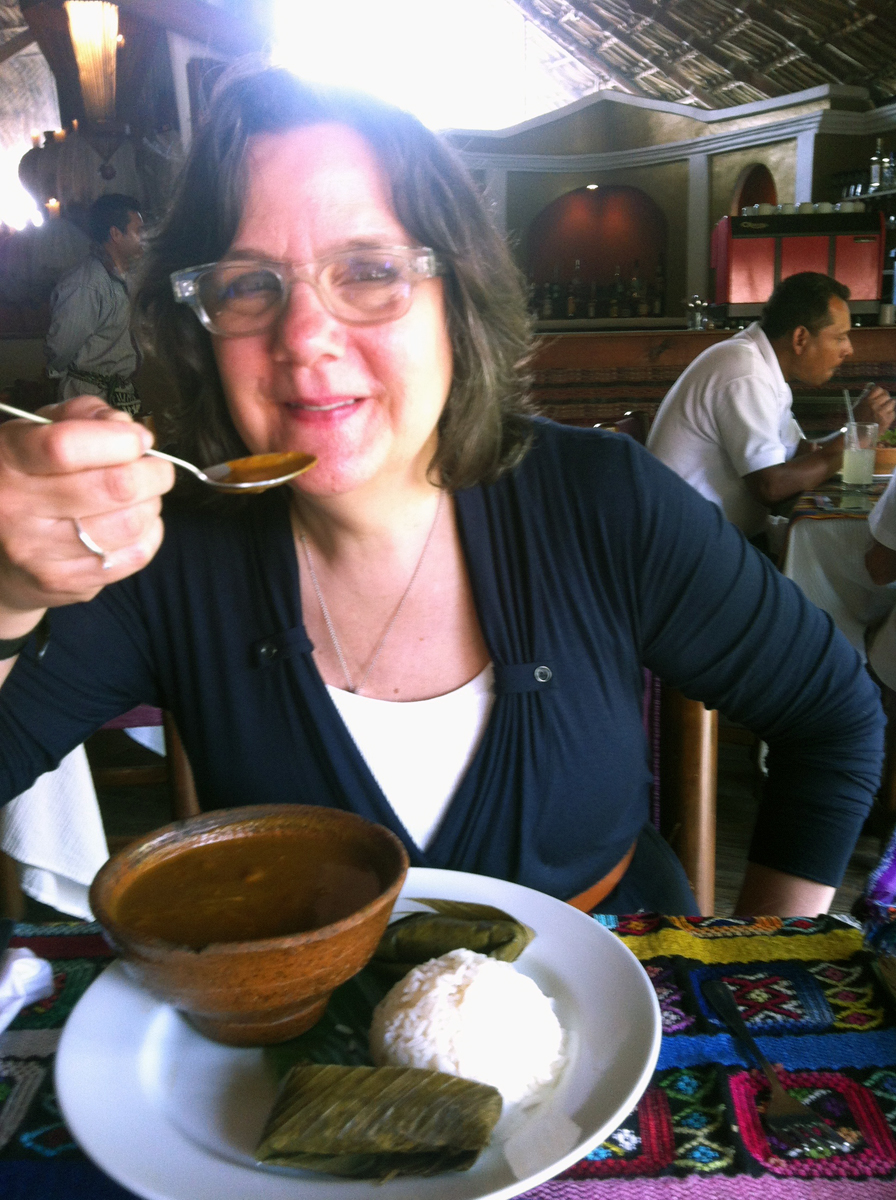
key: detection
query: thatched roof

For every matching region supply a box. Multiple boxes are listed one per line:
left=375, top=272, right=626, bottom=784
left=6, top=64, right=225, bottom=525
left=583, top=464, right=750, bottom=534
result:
left=0, top=0, right=58, bottom=153
left=508, top=0, right=896, bottom=109
left=5, top=0, right=896, bottom=137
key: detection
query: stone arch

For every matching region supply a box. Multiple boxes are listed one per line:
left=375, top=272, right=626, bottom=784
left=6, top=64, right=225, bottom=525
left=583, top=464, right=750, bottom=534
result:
left=526, top=184, right=667, bottom=291
left=730, top=163, right=777, bottom=214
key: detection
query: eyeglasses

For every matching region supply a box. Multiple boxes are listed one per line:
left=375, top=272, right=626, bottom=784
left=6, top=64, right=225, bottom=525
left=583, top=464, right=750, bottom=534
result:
left=170, top=246, right=444, bottom=337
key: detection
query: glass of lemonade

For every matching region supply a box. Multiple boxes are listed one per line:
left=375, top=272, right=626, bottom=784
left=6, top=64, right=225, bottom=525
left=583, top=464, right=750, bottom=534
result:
left=842, top=422, right=878, bottom=489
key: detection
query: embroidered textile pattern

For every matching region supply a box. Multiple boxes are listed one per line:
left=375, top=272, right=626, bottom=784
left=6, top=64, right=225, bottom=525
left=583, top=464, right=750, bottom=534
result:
left=807, top=960, right=886, bottom=1031
left=691, top=964, right=834, bottom=1033
left=611, top=919, right=864, bottom=964
left=564, top=1086, right=674, bottom=1177
left=0, top=924, right=113, bottom=1169
left=554, top=914, right=896, bottom=1189
left=728, top=1068, right=896, bottom=1177
left=647, top=960, right=695, bottom=1034
left=4, top=914, right=896, bottom=1198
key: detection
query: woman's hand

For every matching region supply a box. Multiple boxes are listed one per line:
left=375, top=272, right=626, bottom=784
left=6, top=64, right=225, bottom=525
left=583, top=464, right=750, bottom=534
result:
left=0, top=396, right=175, bottom=635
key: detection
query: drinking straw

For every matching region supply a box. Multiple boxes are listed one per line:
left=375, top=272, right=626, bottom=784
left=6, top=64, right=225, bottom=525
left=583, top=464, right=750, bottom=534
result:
left=844, top=388, right=855, bottom=425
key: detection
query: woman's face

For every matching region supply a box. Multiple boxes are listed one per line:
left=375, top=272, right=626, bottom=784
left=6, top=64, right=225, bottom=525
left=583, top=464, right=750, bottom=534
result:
left=211, top=123, right=453, bottom=497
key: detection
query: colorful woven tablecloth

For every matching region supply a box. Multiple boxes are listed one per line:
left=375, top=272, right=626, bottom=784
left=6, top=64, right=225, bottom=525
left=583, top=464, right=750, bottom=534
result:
left=2, top=916, right=896, bottom=1200
left=526, top=914, right=896, bottom=1200
left=787, top=480, right=886, bottom=525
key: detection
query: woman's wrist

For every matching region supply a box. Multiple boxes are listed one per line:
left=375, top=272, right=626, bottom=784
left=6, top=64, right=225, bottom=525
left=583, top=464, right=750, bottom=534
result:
left=0, top=611, right=49, bottom=660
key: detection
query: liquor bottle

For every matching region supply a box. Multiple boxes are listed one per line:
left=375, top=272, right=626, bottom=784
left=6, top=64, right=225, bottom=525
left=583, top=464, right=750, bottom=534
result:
left=621, top=262, right=638, bottom=319
left=633, top=260, right=649, bottom=317
left=870, top=138, right=883, bottom=192
left=541, top=280, right=553, bottom=320
left=609, top=265, right=622, bottom=318
left=586, top=280, right=597, bottom=319
left=550, top=265, right=562, bottom=321
left=884, top=152, right=895, bottom=192
left=629, top=260, right=642, bottom=303
left=651, top=259, right=664, bottom=317
left=566, top=258, right=583, bottom=318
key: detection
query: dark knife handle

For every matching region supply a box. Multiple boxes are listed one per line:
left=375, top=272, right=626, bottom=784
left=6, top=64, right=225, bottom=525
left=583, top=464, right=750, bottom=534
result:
left=704, top=977, right=786, bottom=1094
left=704, top=978, right=766, bottom=1060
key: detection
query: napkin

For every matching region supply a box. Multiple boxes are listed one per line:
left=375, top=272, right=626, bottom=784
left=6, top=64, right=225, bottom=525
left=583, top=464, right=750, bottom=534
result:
left=0, top=745, right=109, bottom=919
left=0, top=948, right=54, bottom=1035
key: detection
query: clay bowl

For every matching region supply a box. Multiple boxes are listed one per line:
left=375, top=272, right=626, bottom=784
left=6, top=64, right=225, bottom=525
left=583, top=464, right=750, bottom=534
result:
left=875, top=445, right=896, bottom=475
left=89, top=805, right=409, bottom=1047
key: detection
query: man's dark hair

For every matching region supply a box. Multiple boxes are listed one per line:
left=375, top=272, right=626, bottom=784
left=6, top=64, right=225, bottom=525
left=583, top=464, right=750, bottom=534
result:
left=137, top=62, right=534, bottom=492
left=760, top=272, right=850, bottom=341
left=88, top=193, right=141, bottom=245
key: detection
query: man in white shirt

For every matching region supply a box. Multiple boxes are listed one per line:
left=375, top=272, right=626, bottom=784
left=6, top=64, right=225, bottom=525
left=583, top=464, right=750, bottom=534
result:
left=647, top=273, right=894, bottom=539
left=45, top=194, right=144, bottom=416
left=865, top=476, right=896, bottom=690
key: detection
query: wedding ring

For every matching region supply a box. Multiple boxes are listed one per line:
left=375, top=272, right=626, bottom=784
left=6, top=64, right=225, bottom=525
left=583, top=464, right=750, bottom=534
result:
left=73, top=518, right=112, bottom=570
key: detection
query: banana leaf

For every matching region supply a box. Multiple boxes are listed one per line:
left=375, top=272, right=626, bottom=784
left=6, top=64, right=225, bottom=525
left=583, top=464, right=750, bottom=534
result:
left=265, top=966, right=390, bottom=1080
left=256, top=1063, right=502, bottom=1179
left=371, top=898, right=535, bottom=978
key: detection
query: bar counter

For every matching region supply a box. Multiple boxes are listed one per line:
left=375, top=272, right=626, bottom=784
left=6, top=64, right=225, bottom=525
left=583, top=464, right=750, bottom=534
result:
left=531, top=327, right=896, bottom=433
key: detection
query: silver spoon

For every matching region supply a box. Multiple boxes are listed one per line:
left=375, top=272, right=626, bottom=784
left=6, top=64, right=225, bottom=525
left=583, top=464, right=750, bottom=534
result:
left=0, top=401, right=316, bottom=493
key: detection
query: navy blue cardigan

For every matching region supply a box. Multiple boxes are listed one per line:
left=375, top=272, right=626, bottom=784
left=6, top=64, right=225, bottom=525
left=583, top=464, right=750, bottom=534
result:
left=0, top=420, right=884, bottom=898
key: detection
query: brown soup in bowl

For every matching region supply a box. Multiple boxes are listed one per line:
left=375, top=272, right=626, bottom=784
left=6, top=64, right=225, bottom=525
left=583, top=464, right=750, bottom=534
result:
left=111, top=828, right=385, bottom=949
left=90, top=805, right=409, bottom=1045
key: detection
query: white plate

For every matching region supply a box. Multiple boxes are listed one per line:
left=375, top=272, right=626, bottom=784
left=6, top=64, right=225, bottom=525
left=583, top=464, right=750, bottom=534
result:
left=55, top=867, right=660, bottom=1200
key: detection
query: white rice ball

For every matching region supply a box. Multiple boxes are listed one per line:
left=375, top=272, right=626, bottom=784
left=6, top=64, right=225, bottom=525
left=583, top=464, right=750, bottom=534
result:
left=369, top=948, right=565, bottom=1108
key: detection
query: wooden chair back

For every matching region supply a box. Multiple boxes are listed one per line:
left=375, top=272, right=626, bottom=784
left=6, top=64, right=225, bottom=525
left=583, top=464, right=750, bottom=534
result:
left=545, top=408, right=652, bottom=444
left=90, top=709, right=200, bottom=836
left=592, top=410, right=651, bottom=444
left=0, top=711, right=199, bottom=918
left=658, top=687, right=717, bottom=914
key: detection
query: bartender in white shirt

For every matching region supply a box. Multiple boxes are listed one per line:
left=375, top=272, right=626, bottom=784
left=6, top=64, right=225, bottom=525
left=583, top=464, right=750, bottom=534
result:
left=648, top=272, right=894, bottom=546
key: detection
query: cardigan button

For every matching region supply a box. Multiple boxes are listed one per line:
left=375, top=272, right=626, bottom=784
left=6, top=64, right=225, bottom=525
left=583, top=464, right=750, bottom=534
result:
left=258, top=641, right=279, bottom=661
left=534, top=665, right=552, bottom=683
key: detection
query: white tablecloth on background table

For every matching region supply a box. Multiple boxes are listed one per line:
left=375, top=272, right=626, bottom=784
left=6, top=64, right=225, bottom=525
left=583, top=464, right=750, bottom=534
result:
left=0, top=746, right=108, bottom=919
left=781, top=515, right=896, bottom=653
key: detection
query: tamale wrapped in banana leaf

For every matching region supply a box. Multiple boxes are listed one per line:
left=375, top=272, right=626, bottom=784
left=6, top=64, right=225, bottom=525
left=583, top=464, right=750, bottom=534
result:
left=255, top=1063, right=502, bottom=1179
left=372, top=899, right=535, bottom=979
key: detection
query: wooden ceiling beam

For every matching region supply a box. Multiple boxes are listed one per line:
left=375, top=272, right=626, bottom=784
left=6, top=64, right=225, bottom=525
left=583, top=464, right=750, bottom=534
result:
left=510, top=0, right=655, bottom=98
left=565, top=5, right=718, bottom=107
left=843, top=0, right=896, bottom=23
left=115, top=0, right=265, bottom=59
left=739, top=2, right=848, bottom=84
left=0, top=29, right=37, bottom=67
left=20, top=1, right=84, bottom=126
left=621, top=0, right=787, bottom=98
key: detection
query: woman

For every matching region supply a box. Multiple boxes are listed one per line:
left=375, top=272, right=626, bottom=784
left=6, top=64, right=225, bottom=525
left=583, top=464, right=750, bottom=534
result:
left=0, top=65, right=884, bottom=915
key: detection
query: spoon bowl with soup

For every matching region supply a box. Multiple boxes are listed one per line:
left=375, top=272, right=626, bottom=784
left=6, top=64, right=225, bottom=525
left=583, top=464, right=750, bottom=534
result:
left=0, top=402, right=316, bottom=493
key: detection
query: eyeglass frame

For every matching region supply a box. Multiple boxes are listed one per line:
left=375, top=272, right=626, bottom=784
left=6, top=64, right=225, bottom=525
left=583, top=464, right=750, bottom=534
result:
left=169, top=245, right=446, bottom=337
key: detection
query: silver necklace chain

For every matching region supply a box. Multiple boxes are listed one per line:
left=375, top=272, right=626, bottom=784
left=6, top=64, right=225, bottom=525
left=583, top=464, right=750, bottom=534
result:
left=299, top=491, right=444, bottom=695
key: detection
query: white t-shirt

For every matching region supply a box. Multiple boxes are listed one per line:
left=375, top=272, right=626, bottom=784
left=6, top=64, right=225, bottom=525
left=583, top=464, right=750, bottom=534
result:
left=326, top=664, right=495, bottom=850
left=867, top=476, right=896, bottom=689
left=869, top=472, right=896, bottom=550
left=646, top=323, right=803, bottom=537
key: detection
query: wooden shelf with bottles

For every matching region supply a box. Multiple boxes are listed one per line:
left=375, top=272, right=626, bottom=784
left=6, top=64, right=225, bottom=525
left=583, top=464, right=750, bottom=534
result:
left=535, top=317, right=687, bottom=333
left=858, top=190, right=896, bottom=306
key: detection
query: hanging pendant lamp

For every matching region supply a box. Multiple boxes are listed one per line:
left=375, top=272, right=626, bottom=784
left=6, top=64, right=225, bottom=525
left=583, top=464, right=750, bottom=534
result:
left=64, top=1, right=118, bottom=122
